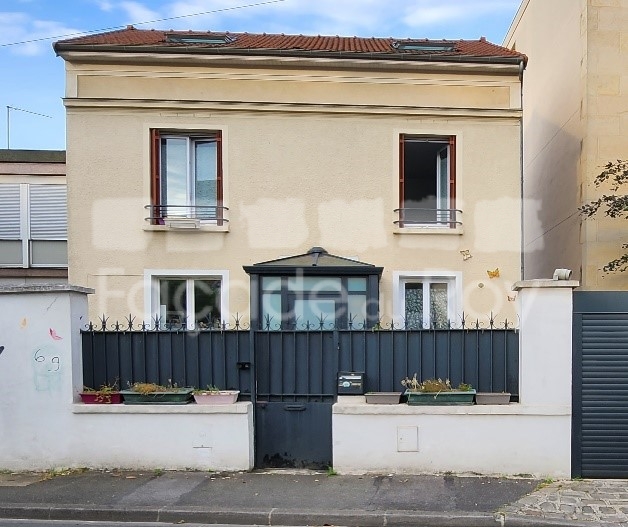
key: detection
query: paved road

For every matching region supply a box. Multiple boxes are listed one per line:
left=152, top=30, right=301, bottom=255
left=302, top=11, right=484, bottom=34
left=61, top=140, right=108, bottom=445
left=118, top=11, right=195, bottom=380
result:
left=0, top=521, right=251, bottom=527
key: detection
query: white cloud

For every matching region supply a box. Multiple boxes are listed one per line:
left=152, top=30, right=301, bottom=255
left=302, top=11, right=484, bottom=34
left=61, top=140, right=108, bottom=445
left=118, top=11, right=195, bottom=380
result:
left=0, top=11, right=84, bottom=56
left=118, top=1, right=160, bottom=25
left=403, top=1, right=518, bottom=29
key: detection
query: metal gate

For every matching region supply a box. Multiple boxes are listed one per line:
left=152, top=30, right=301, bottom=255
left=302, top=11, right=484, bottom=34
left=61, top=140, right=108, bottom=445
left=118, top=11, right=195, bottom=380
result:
left=573, top=291, right=628, bottom=478
left=254, top=330, right=337, bottom=469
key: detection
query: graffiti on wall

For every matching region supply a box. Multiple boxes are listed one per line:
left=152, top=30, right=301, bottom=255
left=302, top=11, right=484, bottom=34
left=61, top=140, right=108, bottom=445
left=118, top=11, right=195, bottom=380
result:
left=32, top=328, right=64, bottom=392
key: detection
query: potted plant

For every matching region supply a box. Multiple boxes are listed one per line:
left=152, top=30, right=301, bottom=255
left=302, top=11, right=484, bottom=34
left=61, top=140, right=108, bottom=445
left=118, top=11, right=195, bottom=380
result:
left=120, top=382, right=193, bottom=405
left=401, top=374, right=476, bottom=405
left=365, top=392, right=402, bottom=404
left=192, top=385, right=240, bottom=405
left=80, top=382, right=121, bottom=404
left=475, top=392, right=511, bottom=405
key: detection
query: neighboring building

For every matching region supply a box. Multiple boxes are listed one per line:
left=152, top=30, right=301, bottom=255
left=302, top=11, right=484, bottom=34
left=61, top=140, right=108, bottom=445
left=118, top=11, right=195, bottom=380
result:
left=505, top=0, right=628, bottom=288
left=0, top=149, right=67, bottom=285
left=53, top=28, right=526, bottom=328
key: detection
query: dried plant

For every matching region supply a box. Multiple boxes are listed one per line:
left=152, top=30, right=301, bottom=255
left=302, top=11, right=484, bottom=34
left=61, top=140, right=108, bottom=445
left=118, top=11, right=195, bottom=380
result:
left=401, top=373, right=472, bottom=393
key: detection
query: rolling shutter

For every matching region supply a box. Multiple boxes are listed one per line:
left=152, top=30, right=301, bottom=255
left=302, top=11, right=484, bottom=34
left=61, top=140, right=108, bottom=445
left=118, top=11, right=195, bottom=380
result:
left=29, top=184, right=67, bottom=239
left=0, top=184, right=21, bottom=239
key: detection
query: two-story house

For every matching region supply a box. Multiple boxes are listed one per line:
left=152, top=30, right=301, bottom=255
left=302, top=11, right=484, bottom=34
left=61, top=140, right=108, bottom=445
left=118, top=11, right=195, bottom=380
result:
left=53, top=28, right=526, bottom=329
left=505, top=0, right=628, bottom=288
left=0, top=149, right=67, bottom=285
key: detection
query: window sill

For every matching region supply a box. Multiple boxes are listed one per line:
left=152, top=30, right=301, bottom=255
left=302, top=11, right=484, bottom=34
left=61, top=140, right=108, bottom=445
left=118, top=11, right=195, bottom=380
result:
left=143, top=224, right=229, bottom=233
left=334, top=399, right=569, bottom=416
left=393, top=225, right=463, bottom=235
left=72, top=401, right=251, bottom=414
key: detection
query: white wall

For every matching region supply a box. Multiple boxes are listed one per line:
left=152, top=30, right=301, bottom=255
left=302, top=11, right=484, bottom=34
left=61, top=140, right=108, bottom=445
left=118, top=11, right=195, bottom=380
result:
left=333, top=403, right=570, bottom=477
left=0, top=286, right=253, bottom=471
left=333, top=280, right=578, bottom=478
left=1, top=281, right=576, bottom=476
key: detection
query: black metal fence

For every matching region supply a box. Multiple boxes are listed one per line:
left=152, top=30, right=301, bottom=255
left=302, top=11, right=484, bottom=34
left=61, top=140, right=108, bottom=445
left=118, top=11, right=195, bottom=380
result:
left=81, top=316, right=519, bottom=399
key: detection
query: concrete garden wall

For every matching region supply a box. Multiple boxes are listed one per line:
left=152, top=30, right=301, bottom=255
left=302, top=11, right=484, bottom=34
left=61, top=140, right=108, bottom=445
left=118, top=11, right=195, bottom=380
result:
left=0, top=285, right=253, bottom=472
left=1, top=281, right=576, bottom=476
left=332, top=280, right=578, bottom=477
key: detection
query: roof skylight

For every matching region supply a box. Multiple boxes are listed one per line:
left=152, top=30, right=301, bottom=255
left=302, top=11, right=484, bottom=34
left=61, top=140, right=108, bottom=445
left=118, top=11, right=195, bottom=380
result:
left=393, top=41, right=455, bottom=52
left=166, top=34, right=235, bottom=45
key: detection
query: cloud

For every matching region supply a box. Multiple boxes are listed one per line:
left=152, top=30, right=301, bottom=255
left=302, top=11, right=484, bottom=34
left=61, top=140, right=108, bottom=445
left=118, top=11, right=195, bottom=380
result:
left=116, top=0, right=519, bottom=39
left=117, top=1, right=160, bottom=25
left=403, top=1, right=519, bottom=28
left=0, top=11, right=84, bottom=56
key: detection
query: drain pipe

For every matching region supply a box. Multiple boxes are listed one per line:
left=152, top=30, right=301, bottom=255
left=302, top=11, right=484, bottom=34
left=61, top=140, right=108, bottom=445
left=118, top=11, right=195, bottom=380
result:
left=518, top=59, right=526, bottom=281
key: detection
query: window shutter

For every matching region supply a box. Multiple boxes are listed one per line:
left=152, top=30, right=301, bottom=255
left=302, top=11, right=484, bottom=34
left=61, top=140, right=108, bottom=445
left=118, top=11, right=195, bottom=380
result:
left=0, top=184, right=21, bottom=239
left=399, top=135, right=405, bottom=225
left=215, top=131, right=223, bottom=225
left=29, top=185, right=67, bottom=239
left=150, top=129, right=160, bottom=206
left=449, top=136, right=456, bottom=205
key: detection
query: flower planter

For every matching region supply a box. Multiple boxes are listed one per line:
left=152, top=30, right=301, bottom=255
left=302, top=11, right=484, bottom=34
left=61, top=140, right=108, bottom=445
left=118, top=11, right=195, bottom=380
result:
left=193, top=390, right=239, bottom=405
left=406, top=389, right=476, bottom=406
left=475, top=392, right=511, bottom=405
left=120, top=388, right=193, bottom=405
left=365, top=392, right=402, bottom=404
left=80, top=392, right=122, bottom=404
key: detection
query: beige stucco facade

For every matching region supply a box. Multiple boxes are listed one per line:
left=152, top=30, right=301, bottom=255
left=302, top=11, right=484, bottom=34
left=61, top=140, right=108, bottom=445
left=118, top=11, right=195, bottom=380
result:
left=59, top=50, right=524, bottom=325
left=506, top=0, right=628, bottom=288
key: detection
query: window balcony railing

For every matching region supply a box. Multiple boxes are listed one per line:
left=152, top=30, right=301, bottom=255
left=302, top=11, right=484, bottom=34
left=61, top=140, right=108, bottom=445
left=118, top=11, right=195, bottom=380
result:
left=393, top=208, right=462, bottom=228
left=144, top=205, right=229, bottom=228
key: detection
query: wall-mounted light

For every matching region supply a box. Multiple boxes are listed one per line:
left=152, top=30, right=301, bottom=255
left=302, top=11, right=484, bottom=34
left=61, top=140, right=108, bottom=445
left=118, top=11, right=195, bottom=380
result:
left=553, top=269, right=572, bottom=280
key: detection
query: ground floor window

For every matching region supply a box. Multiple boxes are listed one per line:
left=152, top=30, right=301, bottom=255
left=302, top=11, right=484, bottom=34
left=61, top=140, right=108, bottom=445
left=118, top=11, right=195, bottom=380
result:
left=393, top=272, right=460, bottom=329
left=145, top=270, right=228, bottom=329
left=260, top=275, right=369, bottom=329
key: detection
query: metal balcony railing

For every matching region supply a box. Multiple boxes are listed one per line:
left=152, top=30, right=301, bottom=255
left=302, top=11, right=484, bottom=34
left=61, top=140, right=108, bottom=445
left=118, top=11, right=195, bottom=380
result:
left=393, top=207, right=462, bottom=228
left=144, top=204, right=229, bottom=226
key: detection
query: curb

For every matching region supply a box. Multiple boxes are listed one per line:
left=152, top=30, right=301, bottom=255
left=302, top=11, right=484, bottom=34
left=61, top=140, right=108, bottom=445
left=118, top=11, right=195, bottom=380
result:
left=2, top=504, right=613, bottom=527
left=0, top=504, right=498, bottom=527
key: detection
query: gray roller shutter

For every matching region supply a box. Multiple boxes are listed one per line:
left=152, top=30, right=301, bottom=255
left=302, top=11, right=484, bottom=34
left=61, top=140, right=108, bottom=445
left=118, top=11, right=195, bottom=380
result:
left=29, top=184, right=67, bottom=239
left=573, top=292, right=628, bottom=478
left=0, top=184, right=21, bottom=239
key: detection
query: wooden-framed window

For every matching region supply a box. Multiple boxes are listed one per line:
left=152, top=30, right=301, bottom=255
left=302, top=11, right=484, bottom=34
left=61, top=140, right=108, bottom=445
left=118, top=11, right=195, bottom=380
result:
left=149, top=129, right=223, bottom=225
left=398, top=135, right=457, bottom=227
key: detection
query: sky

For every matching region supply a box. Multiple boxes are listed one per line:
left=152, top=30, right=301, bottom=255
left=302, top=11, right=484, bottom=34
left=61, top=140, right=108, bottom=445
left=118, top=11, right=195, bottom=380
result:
left=0, top=0, right=522, bottom=151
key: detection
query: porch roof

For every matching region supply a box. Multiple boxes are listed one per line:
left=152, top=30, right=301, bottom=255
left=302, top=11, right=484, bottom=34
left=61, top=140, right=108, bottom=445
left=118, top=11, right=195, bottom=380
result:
left=243, top=247, right=383, bottom=276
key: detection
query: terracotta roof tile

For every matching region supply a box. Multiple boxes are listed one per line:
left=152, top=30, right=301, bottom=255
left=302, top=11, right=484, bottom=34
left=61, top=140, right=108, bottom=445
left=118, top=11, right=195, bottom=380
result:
left=54, top=27, right=525, bottom=63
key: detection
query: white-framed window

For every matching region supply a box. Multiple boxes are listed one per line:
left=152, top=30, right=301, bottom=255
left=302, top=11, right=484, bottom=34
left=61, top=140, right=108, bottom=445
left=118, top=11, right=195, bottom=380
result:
left=393, top=271, right=461, bottom=329
left=144, top=269, right=229, bottom=329
left=0, top=183, right=67, bottom=268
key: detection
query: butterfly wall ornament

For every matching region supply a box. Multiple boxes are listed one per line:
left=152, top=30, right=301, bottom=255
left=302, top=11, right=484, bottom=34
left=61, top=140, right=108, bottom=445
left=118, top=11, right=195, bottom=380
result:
left=49, top=328, right=63, bottom=341
left=460, top=250, right=472, bottom=261
left=487, top=268, right=500, bottom=279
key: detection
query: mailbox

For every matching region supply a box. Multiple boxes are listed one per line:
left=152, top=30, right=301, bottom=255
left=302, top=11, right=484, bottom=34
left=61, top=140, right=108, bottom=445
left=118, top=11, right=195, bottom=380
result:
left=337, top=371, right=365, bottom=395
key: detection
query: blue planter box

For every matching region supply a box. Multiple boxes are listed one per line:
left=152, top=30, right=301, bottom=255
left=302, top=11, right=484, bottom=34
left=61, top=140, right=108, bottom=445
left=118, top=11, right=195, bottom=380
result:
left=406, top=389, right=476, bottom=406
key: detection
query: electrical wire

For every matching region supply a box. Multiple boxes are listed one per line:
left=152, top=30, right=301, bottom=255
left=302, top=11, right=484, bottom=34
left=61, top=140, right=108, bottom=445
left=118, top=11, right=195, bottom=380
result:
left=0, top=0, right=286, bottom=48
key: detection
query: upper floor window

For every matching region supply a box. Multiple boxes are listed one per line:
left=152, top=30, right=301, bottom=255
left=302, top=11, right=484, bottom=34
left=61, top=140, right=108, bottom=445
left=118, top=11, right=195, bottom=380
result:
left=147, top=129, right=225, bottom=226
left=396, top=135, right=459, bottom=228
left=0, top=183, right=67, bottom=268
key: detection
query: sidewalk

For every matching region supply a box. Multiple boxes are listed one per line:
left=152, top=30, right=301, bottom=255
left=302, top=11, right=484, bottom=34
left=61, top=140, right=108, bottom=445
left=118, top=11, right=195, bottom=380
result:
left=0, top=469, right=624, bottom=526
